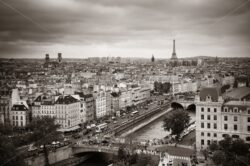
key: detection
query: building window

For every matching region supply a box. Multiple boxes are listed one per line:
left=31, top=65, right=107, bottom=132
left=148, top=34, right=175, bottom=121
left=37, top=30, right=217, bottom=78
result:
left=234, top=125, right=237, bottom=131
left=248, top=109, right=250, bottom=114
left=201, top=107, right=204, bottom=112
left=248, top=117, right=250, bottom=122
left=201, top=114, right=204, bottom=120
left=207, top=123, right=210, bottom=129
left=201, top=123, right=204, bottom=128
left=207, top=133, right=210, bottom=137
left=224, top=108, right=228, bottom=112
left=201, top=132, right=204, bottom=136
left=246, top=137, right=250, bottom=141
left=214, top=108, right=217, bottom=113
left=224, top=116, right=228, bottom=121
left=234, top=108, right=238, bottom=113
left=248, top=126, right=250, bottom=132
left=214, top=133, right=217, bottom=137
left=207, top=108, right=210, bottom=112
left=214, top=123, right=217, bottom=129
left=234, top=116, right=238, bottom=121
left=201, top=139, right=204, bottom=145
left=207, top=140, right=211, bottom=145
left=224, top=124, right=228, bottom=130
left=214, top=115, right=217, bottom=120
left=207, top=115, right=210, bottom=120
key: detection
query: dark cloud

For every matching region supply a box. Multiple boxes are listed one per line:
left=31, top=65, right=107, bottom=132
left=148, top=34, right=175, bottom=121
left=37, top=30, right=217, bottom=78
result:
left=0, top=0, right=249, bottom=58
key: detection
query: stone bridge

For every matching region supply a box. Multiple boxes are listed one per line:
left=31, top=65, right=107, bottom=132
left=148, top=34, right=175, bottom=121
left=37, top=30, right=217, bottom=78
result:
left=171, top=99, right=196, bottom=109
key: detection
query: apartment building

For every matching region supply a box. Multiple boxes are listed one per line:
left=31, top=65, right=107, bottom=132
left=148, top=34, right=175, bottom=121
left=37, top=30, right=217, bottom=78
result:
left=172, top=81, right=197, bottom=94
left=131, top=86, right=150, bottom=106
left=195, top=87, right=224, bottom=150
left=94, top=91, right=107, bottom=119
left=119, top=89, right=132, bottom=109
left=195, top=87, right=250, bottom=150
left=32, top=94, right=81, bottom=131
left=10, top=101, right=30, bottom=128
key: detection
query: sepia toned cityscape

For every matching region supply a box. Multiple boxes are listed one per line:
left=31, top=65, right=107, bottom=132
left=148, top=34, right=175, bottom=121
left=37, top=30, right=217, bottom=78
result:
left=0, top=0, right=250, bottom=166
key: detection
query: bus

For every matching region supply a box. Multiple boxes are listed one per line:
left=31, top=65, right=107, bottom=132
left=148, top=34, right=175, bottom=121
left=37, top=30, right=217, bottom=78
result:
left=96, top=123, right=108, bottom=133
left=131, top=110, right=139, bottom=116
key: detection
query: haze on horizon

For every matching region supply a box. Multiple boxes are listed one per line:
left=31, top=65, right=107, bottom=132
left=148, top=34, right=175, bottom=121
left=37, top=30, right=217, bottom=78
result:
left=0, top=0, right=250, bottom=59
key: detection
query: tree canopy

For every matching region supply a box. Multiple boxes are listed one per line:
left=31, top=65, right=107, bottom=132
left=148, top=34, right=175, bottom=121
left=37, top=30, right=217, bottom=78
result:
left=28, top=116, right=61, bottom=146
left=163, top=109, right=190, bottom=140
left=212, top=150, right=226, bottom=165
left=154, top=81, right=171, bottom=94
left=209, top=136, right=250, bottom=166
left=28, top=116, right=61, bottom=165
left=0, top=124, right=25, bottom=166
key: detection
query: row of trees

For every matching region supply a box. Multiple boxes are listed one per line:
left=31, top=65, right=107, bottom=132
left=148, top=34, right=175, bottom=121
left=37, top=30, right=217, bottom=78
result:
left=205, top=136, right=250, bottom=166
left=0, top=116, right=61, bottom=166
left=154, top=81, right=171, bottom=94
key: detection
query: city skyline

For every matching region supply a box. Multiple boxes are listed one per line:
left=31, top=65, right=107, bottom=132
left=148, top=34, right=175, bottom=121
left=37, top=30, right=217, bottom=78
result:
left=0, top=0, right=250, bottom=59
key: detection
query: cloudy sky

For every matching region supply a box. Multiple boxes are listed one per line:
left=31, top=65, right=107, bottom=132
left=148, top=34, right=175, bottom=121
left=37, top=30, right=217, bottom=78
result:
left=0, top=0, right=249, bottom=59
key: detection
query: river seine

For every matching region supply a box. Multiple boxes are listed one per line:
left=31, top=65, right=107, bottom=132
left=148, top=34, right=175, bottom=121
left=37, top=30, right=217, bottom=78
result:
left=80, top=111, right=195, bottom=165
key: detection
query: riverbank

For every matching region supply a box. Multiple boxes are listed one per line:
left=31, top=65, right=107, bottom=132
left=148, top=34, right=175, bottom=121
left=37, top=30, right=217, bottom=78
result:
left=120, top=108, right=172, bottom=137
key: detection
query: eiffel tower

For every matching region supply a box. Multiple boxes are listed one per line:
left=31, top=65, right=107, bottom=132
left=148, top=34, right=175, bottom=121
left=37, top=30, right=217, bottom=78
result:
left=171, top=39, right=178, bottom=60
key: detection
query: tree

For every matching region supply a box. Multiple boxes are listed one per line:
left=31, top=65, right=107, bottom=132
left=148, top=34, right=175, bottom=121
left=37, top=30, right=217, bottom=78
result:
left=117, top=147, right=128, bottom=162
left=218, top=136, right=250, bottom=165
left=28, top=116, right=61, bottom=166
left=0, top=124, right=25, bottom=166
left=154, top=81, right=171, bottom=94
left=163, top=109, right=190, bottom=140
left=0, top=123, right=13, bottom=135
left=219, top=136, right=232, bottom=152
left=212, top=150, right=226, bottom=165
left=154, top=81, right=161, bottom=92
left=162, top=82, right=171, bottom=93
left=201, top=148, right=209, bottom=161
left=230, top=139, right=248, bottom=156
left=0, top=135, right=25, bottom=166
left=209, top=141, right=219, bottom=152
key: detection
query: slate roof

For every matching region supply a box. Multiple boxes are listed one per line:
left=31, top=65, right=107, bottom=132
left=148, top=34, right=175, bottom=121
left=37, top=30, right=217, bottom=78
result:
left=200, top=87, right=221, bottom=102
left=55, top=95, right=79, bottom=104
left=12, top=104, right=29, bottom=111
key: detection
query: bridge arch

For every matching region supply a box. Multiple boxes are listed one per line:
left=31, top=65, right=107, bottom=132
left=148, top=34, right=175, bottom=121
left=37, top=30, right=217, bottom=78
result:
left=73, top=151, right=113, bottom=165
left=186, top=104, right=196, bottom=112
left=171, top=102, right=184, bottom=110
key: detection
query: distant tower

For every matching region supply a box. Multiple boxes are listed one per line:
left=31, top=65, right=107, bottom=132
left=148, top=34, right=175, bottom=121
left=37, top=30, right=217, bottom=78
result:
left=45, top=54, right=50, bottom=63
left=171, top=39, right=178, bottom=60
left=151, top=54, right=155, bottom=63
left=58, top=53, right=62, bottom=63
